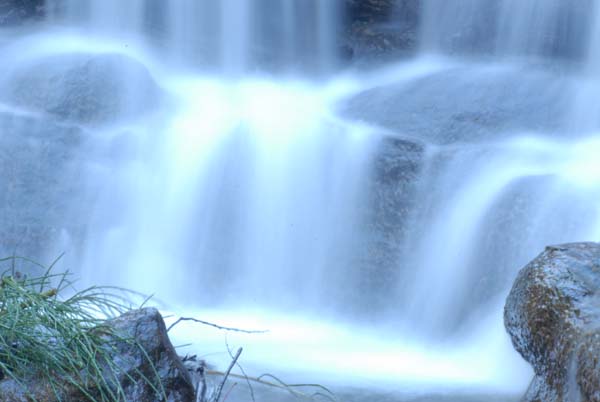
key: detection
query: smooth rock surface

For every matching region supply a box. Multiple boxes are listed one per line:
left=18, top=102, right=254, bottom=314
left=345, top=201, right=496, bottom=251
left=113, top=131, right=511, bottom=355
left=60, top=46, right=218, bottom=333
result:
left=2, top=52, right=161, bottom=126
left=340, top=66, right=572, bottom=145
left=505, top=242, right=600, bottom=402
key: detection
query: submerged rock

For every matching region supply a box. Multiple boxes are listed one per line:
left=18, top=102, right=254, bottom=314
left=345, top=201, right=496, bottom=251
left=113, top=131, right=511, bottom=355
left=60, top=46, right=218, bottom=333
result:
left=505, top=242, right=600, bottom=402
left=0, top=307, right=195, bottom=402
left=2, top=52, right=161, bottom=126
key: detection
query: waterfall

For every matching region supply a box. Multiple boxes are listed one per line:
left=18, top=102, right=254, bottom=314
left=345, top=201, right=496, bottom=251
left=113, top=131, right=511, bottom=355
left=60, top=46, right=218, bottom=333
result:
left=5, top=0, right=600, bottom=399
left=421, top=0, right=591, bottom=59
left=45, top=0, right=341, bottom=73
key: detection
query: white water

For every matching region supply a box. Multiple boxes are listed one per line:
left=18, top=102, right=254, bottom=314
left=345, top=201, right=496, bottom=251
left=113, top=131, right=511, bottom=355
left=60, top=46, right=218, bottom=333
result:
left=4, top=1, right=600, bottom=400
left=45, top=0, right=340, bottom=73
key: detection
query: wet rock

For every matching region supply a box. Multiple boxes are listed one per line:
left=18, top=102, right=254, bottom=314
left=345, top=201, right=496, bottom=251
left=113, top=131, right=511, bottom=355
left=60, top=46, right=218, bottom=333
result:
left=2, top=52, right=162, bottom=126
left=505, top=242, right=600, bottom=402
left=340, top=66, right=572, bottom=145
left=0, top=308, right=196, bottom=402
left=0, top=0, right=44, bottom=26
left=338, top=135, right=424, bottom=316
left=100, top=308, right=196, bottom=401
left=343, top=0, right=420, bottom=63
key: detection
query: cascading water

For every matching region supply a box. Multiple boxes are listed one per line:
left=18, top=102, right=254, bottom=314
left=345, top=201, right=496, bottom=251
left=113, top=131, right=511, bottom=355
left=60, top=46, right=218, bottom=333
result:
left=3, top=0, right=600, bottom=400
left=44, top=0, right=340, bottom=73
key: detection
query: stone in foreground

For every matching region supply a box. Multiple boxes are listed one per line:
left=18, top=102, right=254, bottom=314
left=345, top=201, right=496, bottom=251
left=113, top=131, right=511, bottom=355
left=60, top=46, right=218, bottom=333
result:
left=505, top=242, right=600, bottom=402
left=0, top=307, right=195, bottom=402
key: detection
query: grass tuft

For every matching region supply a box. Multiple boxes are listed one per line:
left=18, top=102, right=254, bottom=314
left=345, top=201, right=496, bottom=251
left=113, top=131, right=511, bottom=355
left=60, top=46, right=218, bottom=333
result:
left=0, top=256, right=165, bottom=402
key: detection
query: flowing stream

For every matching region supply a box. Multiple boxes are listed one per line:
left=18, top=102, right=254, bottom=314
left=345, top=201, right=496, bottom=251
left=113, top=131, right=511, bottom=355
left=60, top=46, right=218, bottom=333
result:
left=3, top=1, right=600, bottom=400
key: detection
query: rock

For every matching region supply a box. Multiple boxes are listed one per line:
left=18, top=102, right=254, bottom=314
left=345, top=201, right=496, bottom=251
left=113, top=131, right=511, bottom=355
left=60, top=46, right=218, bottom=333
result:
left=329, top=135, right=425, bottom=317
left=340, top=66, right=571, bottom=145
left=342, top=0, right=420, bottom=63
left=2, top=53, right=162, bottom=126
left=359, top=136, right=424, bottom=306
left=0, top=0, right=44, bottom=26
left=504, top=242, right=600, bottom=402
left=100, top=308, right=196, bottom=401
left=0, top=308, right=196, bottom=402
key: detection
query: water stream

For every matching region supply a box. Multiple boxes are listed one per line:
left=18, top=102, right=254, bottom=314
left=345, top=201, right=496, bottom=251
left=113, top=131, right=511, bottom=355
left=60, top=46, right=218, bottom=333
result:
left=3, top=1, right=600, bottom=400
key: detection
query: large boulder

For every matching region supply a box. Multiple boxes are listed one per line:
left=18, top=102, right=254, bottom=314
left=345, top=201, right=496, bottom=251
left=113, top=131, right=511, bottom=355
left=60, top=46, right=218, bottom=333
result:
left=339, top=66, right=572, bottom=145
left=1, top=52, right=162, bottom=126
left=505, top=242, right=600, bottom=402
left=0, top=308, right=196, bottom=402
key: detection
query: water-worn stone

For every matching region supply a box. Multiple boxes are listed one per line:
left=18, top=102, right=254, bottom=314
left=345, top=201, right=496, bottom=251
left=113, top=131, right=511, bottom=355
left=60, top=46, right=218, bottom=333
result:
left=340, top=66, right=571, bottom=145
left=505, top=242, right=600, bottom=402
left=343, top=0, right=420, bottom=62
left=357, top=136, right=424, bottom=309
left=0, top=0, right=43, bottom=26
left=2, top=52, right=162, bottom=126
left=0, top=308, right=195, bottom=402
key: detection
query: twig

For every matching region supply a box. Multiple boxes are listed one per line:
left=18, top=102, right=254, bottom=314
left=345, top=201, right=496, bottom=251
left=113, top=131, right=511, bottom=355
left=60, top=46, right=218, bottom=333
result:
left=226, top=336, right=255, bottom=402
left=167, top=317, right=269, bottom=334
left=204, top=370, right=338, bottom=401
left=213, top=347, right=242, bottom=402
left=206, top=371, right=304, bottom=398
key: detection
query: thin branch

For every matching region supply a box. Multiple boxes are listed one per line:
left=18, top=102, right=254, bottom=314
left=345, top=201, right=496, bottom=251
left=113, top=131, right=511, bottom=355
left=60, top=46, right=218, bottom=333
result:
left=226, top=336, right=255, bottom=402
left=205, top=371, right=304, bottom=398
left=167, top=317, right=269, bottom=334
left=205, top=370, right=338, bottom=402
left=213, top=347, right=242, bottom=402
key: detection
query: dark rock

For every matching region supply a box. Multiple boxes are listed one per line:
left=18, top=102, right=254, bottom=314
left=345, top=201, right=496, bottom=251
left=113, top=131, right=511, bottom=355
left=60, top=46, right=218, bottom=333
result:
left=2, top=53, right=162, bottom=126
left=0, top=308, right=196, bottom=402
left=340, top=66, right=572, bottom=145
left=505, top=242, right=600, bottom=402
left=358, top=135, right=424, bottom=312
left=333, top=135, right=425, bottom=316
left=0, top=0, right=44, bottom=26
left=100, top=308, right=196, bottom=402
left=342, top=0, right=420, bottom=63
